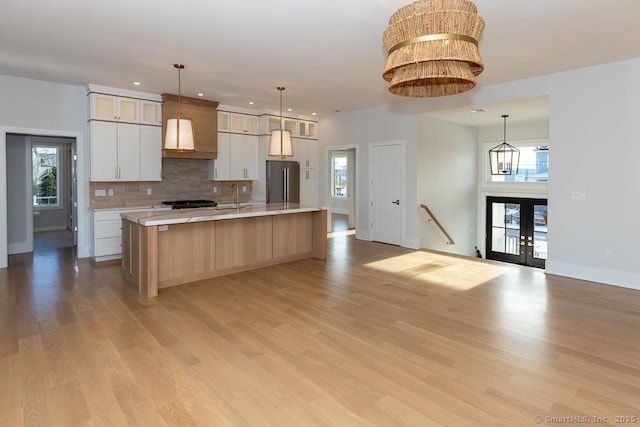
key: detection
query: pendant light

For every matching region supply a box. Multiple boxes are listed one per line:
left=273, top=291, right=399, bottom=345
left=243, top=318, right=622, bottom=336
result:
left=164, top=63, right=195, bottom=150
left=489, top=115, right=520, bottom=175
left=382, top=0, right=485, bottom=98
left=268, top=86, right=293, bottom=158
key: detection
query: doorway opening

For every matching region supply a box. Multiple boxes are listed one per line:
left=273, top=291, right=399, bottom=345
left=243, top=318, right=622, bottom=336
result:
left=329, top=147, right=356, bottom=233
left=7, top=134, right=77, bottom=254
left=485, top=196, right=547, bottom=268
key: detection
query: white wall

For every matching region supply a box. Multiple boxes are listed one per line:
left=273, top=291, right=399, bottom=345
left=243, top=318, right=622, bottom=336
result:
left=6, top=134, right=30, bottom=253
left=318, top=57, right=640, bottom=290
left=0, top=75, right=88, bottom=268
left=417, top=117, right=478, bottom=256
left=318, top=104, right=419, bottom=247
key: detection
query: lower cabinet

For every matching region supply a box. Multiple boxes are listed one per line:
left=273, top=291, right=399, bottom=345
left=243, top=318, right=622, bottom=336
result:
left=90, top=207, right=168, bottom=261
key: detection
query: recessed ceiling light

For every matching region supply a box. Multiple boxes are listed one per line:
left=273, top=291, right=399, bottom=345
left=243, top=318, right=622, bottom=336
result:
left=287, top=108, right=292, bottom=112
left=198, top=93, right=204, bottom=97
left=312, top=112, right=317, bottom=116
left=133, top=81, right=141, bottom=86
left=470, top=108, right=487, bottom=113
left=249, top=101, right=254, bottom=105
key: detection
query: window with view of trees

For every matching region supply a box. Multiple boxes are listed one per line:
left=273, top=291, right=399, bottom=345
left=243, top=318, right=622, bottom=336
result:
left=331, top=152, right=348, bottom=198
left=489, top=144, right=549, bottom=183
left=32, top=145, right=60, bottom=207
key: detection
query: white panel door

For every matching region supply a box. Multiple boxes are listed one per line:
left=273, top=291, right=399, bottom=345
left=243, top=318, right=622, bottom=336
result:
left=371, top=143, right=403, bottom=245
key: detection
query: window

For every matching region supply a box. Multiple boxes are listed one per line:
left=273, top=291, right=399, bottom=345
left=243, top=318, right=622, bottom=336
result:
left=331, top=152, right=348, bottom=198
left=488, top=143, right=549, bottom=183
left=32, top=145, right=60, bottom=207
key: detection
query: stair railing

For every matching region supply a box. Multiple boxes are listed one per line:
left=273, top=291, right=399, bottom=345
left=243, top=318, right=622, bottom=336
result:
left=420, top=204, right=455, bottom=245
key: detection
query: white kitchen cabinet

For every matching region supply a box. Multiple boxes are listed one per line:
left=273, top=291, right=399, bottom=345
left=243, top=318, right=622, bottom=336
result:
left=229, top=134, right=259, bottom=180
left=210, top=133, right=231, bottom=180
left=298, top=120, right=318, bottom=139
left=140, top=100, right=162, bottom=125
left=261, top=115, right=297, bottom=136
left=300, top=168, right=318, bottom=205
left=140, top=125, right=162, bottom=181
left=209, top=133, right=258, bottom=180
left=89, top=93, right=140, bottom=122
left=230, top=113, right=259, bottom=134
left=90, top=121, right=141, bottom=181
left=296, top=138, right=317, bottom=169
left=217, top=111, right=230, bottom=132
left=90, top=207, right=169, bottom=261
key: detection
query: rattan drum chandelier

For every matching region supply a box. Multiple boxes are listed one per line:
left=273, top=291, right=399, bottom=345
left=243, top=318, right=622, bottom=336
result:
left=382, top=0, right=485, bottom=97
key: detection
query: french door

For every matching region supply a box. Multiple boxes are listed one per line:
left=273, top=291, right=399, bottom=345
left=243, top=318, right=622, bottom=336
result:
left=486, top=197, right=547, bottom=268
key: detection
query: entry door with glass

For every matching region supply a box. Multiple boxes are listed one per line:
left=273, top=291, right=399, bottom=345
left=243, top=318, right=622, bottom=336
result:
left=486, top=197, right=547, bottom=268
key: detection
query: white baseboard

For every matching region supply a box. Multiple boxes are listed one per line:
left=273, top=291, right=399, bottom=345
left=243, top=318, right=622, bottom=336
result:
left=34, top=225, right=68, bottom=232
left=8, top=242, right=31, bottom=254
left=331, top=209, right=348, bottom=215
left=546, top=260, right=640, bottom=291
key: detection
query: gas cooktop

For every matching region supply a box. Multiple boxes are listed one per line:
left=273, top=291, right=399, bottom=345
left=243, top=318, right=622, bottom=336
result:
left=161, top=200, right=218, bottom=209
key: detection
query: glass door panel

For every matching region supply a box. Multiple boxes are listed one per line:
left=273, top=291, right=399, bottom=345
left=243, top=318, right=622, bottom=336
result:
left=486, top=197, right=547, bottom=268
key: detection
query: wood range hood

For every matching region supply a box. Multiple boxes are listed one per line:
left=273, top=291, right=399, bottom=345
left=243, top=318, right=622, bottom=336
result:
left=162, top=93, right=219, bottom=159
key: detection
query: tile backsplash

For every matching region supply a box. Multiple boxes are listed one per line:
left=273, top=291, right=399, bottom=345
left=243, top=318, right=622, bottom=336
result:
left=89, top=158, right=254, bottom=208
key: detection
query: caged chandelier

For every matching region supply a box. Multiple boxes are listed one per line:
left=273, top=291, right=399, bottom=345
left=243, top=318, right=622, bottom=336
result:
left=382, top=0, right=485, bottom=98
left=489, top=115, right=520, bottom=176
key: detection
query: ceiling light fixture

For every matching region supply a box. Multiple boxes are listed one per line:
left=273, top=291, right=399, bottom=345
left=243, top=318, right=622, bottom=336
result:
left=164, top=63, right=195, bottom=151
left=268, top=87, right=293, bottom=158
left=382, top=0, right=485, bottom=97
left=489, top=115, right=520, bottom=175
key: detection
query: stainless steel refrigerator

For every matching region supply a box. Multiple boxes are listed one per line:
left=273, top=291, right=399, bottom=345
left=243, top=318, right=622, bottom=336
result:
left=266, top=160, right=300, bottom=203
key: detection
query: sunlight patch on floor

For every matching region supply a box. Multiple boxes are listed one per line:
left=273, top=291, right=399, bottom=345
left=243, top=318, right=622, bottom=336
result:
left=328, top=229, right=356, bottom=238
left=364, top=251, right=508, bottom=291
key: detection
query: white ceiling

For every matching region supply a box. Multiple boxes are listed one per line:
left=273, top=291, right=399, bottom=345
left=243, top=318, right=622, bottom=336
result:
left=2, top=0, right=640, bottom=126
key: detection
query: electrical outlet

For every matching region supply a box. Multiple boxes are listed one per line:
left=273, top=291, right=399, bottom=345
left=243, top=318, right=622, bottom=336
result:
left=95, top=189, right=106, bottom=197
left=213, top=186, right=218, bottom=193
left=605, top=250, right=614, bottom=260
left=146, top=188, right=152, bottom=195
left=108, top=189, right=114, bottom=196
left=571, top=191, right=586, bottom=200
left=242, top=186, right=247, bottom=193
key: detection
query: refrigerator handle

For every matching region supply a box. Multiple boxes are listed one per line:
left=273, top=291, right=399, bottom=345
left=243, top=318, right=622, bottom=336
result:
left=283, top=168, right=287, bottom=202
left=284, top=167, right=289, bottom=201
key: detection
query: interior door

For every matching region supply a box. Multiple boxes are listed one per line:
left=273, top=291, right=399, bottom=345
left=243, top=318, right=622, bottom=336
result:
left=346, top=149, right=356, bottom=229
left=486, top=197, right=547, bottom=268
left=71, top=143, right=78, bottom=246
left=371, top=143, right=402, bottom=245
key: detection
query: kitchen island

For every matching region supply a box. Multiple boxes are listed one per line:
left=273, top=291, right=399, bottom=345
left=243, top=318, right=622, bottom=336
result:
left=121, top=204, right=327, bottom=298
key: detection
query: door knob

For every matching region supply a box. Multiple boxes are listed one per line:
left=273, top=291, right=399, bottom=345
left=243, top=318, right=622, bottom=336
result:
left=392, top=200, right=400, bottom=205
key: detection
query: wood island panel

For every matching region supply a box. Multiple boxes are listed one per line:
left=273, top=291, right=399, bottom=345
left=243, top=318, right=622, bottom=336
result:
left=158, top=222, right=216, bottom=284
left=122, top=209, right=327, bottom=297
left=215, top=216, right=273, bottom=270
left=273, top=212, right=313, bottom=258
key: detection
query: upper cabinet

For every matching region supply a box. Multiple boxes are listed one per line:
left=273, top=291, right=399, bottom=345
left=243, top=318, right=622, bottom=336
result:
left=141, top=100, right=163, bottom=125
left=90, top=93, right=140, bottom=122
left=298, top=120, right=317, bottom=139
left=162, top=94, right=219, bottom=160
left=230, top=113, right=259, bottom=134
left=88, top=85, right=163, bottom=182
left=261, top=115, right=298, bottom=137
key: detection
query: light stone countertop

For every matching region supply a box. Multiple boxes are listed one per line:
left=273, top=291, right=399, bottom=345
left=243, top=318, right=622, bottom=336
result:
left=121, top=203, right=326, bottom=226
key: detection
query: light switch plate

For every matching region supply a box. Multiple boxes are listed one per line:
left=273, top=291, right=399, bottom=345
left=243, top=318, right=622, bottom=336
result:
left=95, top=189, right=106, bottom=197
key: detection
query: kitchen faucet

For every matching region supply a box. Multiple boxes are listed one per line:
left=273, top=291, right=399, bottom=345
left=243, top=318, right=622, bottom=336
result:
left=230, top=183, right=240, bottom=208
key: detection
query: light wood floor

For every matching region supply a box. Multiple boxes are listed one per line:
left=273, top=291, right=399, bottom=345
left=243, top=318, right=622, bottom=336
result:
left=1, top=235, right=640, bottom=426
